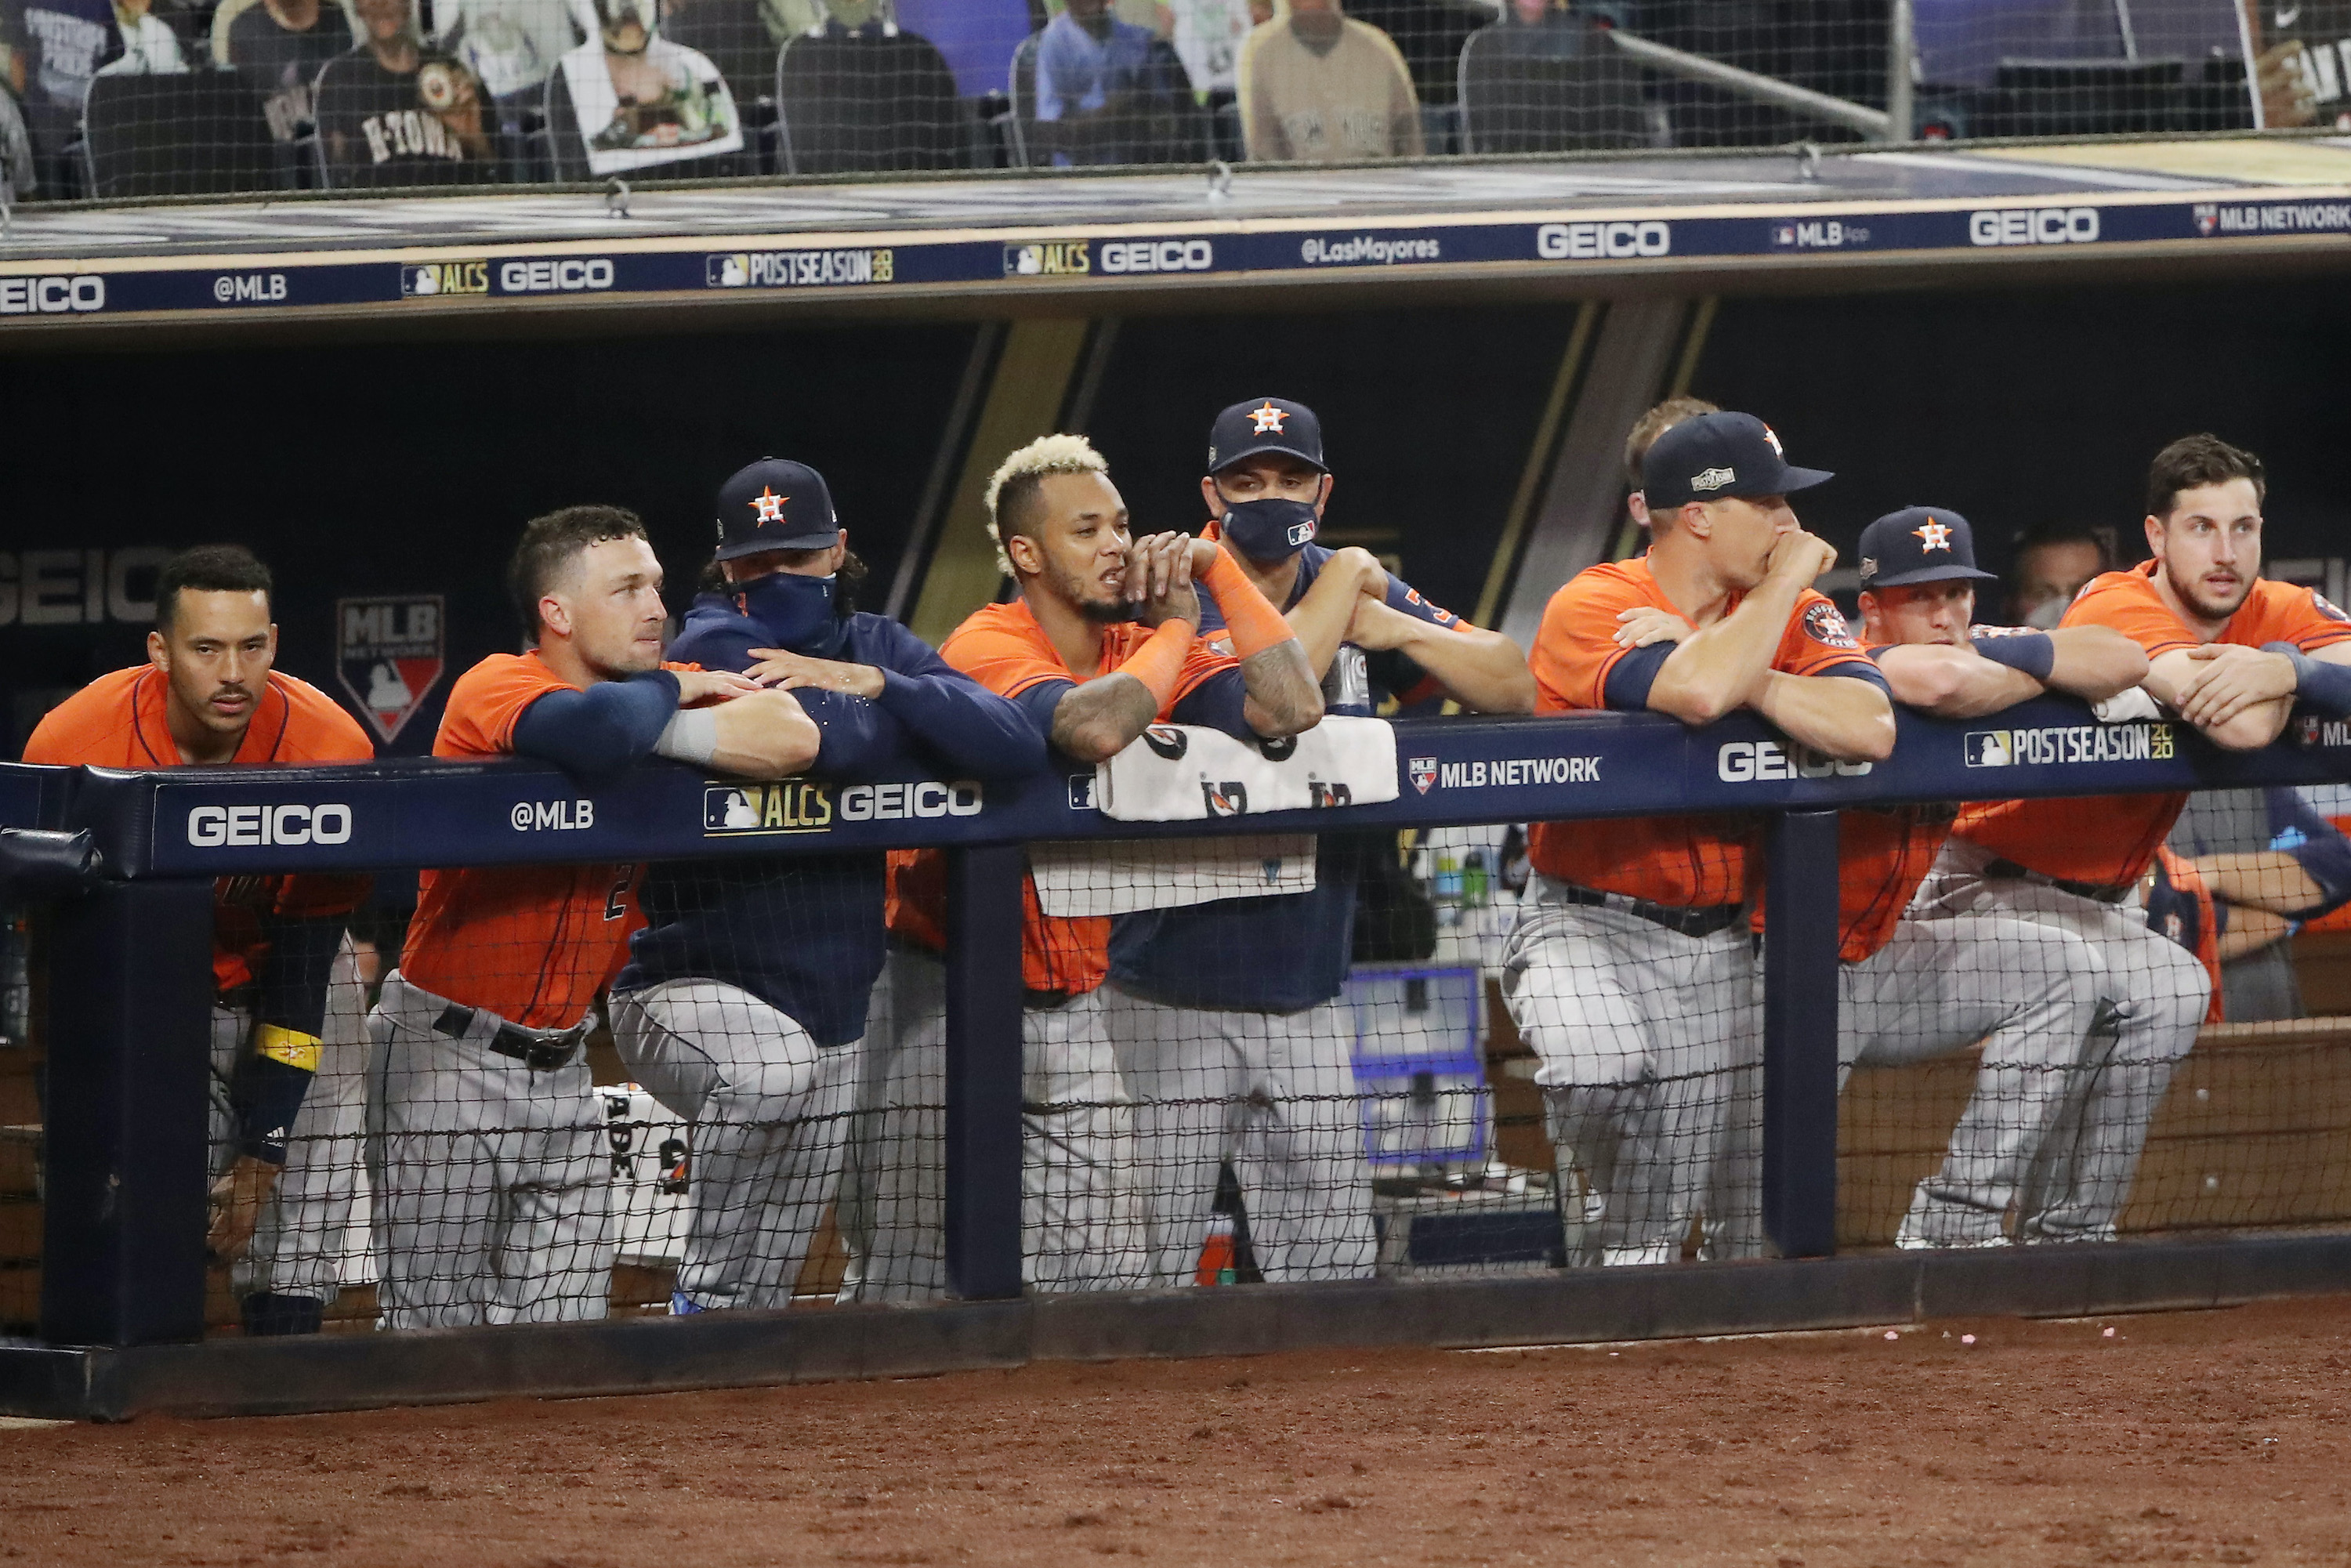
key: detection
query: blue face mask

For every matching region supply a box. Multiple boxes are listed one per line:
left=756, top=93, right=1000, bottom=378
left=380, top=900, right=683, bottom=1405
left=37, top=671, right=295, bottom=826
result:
left=732, top=570, right=839, bottom=653
left=1218, top=495, right=1320, bottom=562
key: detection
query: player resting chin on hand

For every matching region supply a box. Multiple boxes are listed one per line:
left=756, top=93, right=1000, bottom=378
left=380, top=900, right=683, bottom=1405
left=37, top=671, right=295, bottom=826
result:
left=1502, top=411, right=1891, bottom=1268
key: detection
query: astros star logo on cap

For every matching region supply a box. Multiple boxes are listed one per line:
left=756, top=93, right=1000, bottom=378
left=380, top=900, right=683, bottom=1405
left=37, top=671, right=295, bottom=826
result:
left=1914, top=519, right=1954, bottom=552
left=1249, top=401, right=1288, bottom=434
left=751, top=487, right=788, bottom=523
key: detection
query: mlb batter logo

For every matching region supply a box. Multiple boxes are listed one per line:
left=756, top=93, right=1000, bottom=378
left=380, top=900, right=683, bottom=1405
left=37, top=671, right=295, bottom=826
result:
left=335, top=595, right=444, bottom=744
left=2193, top=204, right=2219, bottom=236
left=1409, top=756, right=1439, bottom=795
left=1964, top=730, right=2014, bottom=768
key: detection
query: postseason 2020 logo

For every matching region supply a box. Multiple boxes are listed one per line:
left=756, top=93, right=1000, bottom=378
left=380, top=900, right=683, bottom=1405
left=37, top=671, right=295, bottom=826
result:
left=336, top=596, right=445, bottom=743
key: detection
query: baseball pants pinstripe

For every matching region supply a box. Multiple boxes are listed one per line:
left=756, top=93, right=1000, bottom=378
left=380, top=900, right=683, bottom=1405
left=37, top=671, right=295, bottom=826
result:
left=1913, top=838, right=2210, bottom=1240
left=1838, top=915, right=2107, bottom=1246
left=1500, top=879, right=1759, bottom=1266
left=609, top=979, right=860, bottom=1311
left=1099, top=983, right=1377, bottom=1287
left=365, top=971, right=614, bottom=1328
left=837, top=949, right=1146, bottom=1302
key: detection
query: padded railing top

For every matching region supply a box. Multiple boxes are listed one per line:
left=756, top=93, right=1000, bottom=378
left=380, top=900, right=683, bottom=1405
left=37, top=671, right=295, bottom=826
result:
left=5, top=697, right=2349, bottom=876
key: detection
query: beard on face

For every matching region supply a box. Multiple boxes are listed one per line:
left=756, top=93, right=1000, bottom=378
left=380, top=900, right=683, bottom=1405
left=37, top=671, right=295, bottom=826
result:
left=2164, top=554, right=2255, bottom=623
left=1045, top=555, right=1135, bottom=625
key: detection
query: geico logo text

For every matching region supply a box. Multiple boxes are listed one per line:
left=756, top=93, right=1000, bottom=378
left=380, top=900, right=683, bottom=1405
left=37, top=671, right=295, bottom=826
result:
left=189, top=804, right=353, bottom=847
left=500, top=259, right=615, bottom=292
left=1968, top=208, right=2099, bottom=246
left=1717, top=741, right=1874, bottom=781
left=840, top=780, right=983, bottom=821
left=1537, top=221, right=1672, bottom=260
left=1099, top=240, right=1214, bottom=273
left=0, top=275, right=106, bottom=314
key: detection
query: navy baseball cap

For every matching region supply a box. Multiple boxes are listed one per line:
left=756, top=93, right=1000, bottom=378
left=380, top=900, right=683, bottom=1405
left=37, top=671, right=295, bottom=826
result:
left=714, top=458, right=840, bottom=560
left=1857, top=506, right=2001, bottom=589
left=1641, top=411, right=1831, bottom=512
left=1207, top=397, right=1327, bottom=475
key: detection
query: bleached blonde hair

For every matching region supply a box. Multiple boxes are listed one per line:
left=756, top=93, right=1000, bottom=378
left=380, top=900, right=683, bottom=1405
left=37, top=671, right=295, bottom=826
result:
left=983, top=433, right=1110, bottom=577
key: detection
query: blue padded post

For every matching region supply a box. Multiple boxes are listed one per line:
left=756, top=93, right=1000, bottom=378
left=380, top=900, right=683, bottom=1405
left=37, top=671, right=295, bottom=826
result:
left=1762, top=809, right=1841, bottom=1258
left=944, top=844, right=1026, bottom=1300
left=41, top=879, right=216, bottom=1346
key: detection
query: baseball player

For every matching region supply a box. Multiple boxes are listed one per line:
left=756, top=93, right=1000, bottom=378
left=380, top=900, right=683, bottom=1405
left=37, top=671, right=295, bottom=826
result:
left=22, top=544, right=375, bottom=1334
left=608, top=459, right=1042, bottom=1315
left=1625, top=505, right=2153, bottom=1244
left=2147, top=789, right=2351, bottom=1021
left=369, top=505, right=817, bottom=1329
left=1922, top=434, right=2351, bottom=1242
left=1501, top=411, right=1894, bottom=1266
left=1101, top=396, right=1534, bottom=1288
left=852, top=433, right=1324, bottom=1301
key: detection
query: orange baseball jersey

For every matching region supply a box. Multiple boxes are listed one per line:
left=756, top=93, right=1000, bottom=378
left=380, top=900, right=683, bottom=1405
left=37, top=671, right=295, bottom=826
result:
left=1957, top=563, right=2351, bottom=889
left=22, top=664, right=375, bottom=994
left=1526, top=555, right=1877, bottom=907
left=401, top=651, right=675, bottom=1029
left=886, top=598, right=1238, bottom=994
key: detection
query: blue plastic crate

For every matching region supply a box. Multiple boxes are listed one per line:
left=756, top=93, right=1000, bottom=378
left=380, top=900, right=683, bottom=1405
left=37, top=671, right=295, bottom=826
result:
left=1343, top=965, right=1491, bottom=1167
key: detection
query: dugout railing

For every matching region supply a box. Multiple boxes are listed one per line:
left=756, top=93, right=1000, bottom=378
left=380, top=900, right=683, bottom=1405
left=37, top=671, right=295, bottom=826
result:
left=5, top=697, right=2351, bottom=1419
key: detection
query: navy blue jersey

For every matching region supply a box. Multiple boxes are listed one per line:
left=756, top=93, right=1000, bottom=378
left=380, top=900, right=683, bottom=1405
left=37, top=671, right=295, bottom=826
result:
left=618, top=596, right=1043, bottom=1044
left=1107, top=545, right=1463, bottom=1012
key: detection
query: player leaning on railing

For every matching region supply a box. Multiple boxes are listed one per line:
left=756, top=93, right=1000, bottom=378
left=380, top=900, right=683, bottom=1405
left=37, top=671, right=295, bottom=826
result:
left=22, top=545, right=375, bottom=1334
left=367, top=505, right=817, bottom=1330
left=1915, top=434, right=2351, bottom=1244
left=1102, top=397, right=1535, bottom=1291
left=1501, top=411, right=1895, bottom=1267
left=606, top=459, right=1042, bottom=1316
left=849, top=433, right=1324, bottom=1302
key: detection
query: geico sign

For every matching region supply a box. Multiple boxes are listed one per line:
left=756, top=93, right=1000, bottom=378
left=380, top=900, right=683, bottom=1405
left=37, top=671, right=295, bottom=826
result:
left=1537, top=220, right=1672, bottom=260
left=1716, top=741, right=1872, bottom=782
left=499, top=258, right=615, bottom=292
left=1099, top=239, right=1213, bottom=273
left=0, top=275, right=106, bottom=314
left=1969, top=208, right=2099, bottom=247
left=839, top=780, right=983, bottom=821
left=188, top=803, right=353, bottom=846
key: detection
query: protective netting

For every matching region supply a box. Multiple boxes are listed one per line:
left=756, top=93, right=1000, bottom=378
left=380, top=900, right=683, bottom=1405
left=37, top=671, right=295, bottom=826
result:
left=0, top=0, right=2291, bottom=204
left=9, top=784, right=2349, bottom=1340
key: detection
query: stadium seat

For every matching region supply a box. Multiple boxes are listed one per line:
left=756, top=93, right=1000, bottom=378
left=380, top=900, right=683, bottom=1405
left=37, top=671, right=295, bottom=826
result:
left=773, top=23, right=962, bottom=176
left=1981, top=58, right=2193, bottom=138
left=657, top=0, right=781, bottom=168
left=1456, top=20, right=1660, bottom=155
left=542, top=58, right=759, bottom=181
left=1006, top=31, right=1209, bottom=169
left=889, top=0, right=1029, bottom=100
left=81, top=72, right=276, bottom=198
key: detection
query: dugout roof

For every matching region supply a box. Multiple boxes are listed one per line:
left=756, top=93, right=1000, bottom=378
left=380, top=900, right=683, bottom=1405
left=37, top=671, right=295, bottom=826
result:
left=1, top=134, right=2347, bottom=341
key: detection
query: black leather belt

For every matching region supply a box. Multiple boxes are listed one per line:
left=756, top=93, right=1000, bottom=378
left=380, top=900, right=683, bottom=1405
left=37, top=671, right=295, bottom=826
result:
left=1556, top=884, right=1743, bottom=939
left=1983, top=858, right=2132, bottom=905
left=433, top=1003, right=588, bottom=1071
left=1023, top=988, right=1078, bottom=1011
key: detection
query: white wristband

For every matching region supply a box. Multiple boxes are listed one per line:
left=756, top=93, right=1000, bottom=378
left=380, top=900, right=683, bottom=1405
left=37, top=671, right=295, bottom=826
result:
left=654, top=706, right=719, bottom=766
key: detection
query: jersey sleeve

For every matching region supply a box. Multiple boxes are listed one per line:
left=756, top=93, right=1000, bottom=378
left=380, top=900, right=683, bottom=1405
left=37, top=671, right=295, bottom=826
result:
left=1171, top=632, right=1240, bottom=710
left=437, top=655, right=570, bottom=758
left=1773, top=592, right=1879, bottom=679
left=940, top=620, right=1070, bottom=701
left=1529, top=568, right=1654, bottom=712
left=1385, top=577, right=1467, bottom=632
left=2260, top=584, right=2351, bottom=652
left=2061, top=572, right=2198, bottom=658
